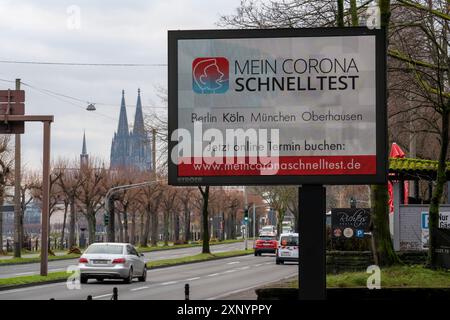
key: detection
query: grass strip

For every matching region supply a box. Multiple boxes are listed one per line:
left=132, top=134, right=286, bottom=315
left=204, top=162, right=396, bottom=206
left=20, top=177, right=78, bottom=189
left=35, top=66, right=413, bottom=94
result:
left=0, top=254, right=81, bottom=266
left=137, top=239, right=245, bottom=253
left=276, top=265, right=450, bottom=288
left=147, top=249, right=253, bottom=269
left=0, top=271, right=70, bottom=288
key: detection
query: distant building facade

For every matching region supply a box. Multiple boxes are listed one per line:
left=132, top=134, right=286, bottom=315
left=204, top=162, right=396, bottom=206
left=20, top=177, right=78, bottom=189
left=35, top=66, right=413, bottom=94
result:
left=110, top=89, right=152, bottom=171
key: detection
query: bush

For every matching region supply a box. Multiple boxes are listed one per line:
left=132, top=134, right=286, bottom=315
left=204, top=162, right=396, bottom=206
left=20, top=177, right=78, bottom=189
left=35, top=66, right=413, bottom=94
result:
left=174, top=240, right=188, bottom=245
left=67, top=246, right=82, bottom=255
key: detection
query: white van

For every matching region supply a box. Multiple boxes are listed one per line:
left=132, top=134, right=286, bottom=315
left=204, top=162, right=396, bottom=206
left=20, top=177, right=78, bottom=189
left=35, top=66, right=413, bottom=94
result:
left=276, top=233, right=299, bottom=264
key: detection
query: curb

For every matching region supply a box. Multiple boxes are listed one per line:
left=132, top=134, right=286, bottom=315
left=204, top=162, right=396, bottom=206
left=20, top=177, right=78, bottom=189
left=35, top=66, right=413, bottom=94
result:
left=0, top=256, right=81, bottom=267
left=0, top=252, right=253, bottom=292
left=0, top=278, right=68, bottom=292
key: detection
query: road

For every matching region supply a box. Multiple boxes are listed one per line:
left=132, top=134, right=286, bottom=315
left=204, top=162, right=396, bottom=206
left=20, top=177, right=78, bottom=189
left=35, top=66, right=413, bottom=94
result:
left=0, top=254, right=297, bottom=300
left=0, top=241, right=252, bottom=279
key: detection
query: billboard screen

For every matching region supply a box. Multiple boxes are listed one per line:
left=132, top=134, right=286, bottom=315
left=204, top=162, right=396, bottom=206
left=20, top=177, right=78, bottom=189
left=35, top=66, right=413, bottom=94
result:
left=168, top=28, right=387, bottom=185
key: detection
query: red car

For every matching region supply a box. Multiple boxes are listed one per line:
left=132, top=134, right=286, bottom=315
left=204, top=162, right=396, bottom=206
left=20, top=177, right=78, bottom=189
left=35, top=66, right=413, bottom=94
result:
left=254, top=235, right=278, bottom=256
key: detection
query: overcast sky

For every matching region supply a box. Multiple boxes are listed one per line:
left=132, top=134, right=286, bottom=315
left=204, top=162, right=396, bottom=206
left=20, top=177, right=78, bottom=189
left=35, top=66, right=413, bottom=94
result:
left=0, top=0, right=241, bottom=170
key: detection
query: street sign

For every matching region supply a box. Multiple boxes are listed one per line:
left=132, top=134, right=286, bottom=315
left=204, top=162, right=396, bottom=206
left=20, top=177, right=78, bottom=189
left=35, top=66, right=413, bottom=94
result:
left=168, top=28, right=387, bottom=186
left=331, top=208, right=371, bottom=239
left=0, top=89, right=25, bottom=133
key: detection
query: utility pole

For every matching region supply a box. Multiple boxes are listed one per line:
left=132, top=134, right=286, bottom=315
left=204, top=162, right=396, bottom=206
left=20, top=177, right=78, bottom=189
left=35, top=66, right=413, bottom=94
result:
left=252, top=203, right=255, bottom=239
left=243, top=186, right=248, bottom=250
left=152, top=128, right=156, bottom=178
left=13, top=78, right=21, bottom=258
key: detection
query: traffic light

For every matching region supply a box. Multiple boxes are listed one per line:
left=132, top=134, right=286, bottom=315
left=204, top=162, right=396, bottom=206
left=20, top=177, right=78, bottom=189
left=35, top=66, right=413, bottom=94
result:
left=104, top=213, right=109, bottom=226
left=244, top=208, right=249, bottom=223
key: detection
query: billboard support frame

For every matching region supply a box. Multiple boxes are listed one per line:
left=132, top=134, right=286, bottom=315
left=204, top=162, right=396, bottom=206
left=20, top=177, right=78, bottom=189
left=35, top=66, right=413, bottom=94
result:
left=168, top=27, right=387, bottom=186
left=168, top=27, right=388, bottom=301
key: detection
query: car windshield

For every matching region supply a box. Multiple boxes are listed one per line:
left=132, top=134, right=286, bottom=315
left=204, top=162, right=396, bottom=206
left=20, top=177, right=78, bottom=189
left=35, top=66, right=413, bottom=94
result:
left=85, top=244, right=123, bottom=254
left=280, top=236, right=298, bottom=246
left=259, top=236, right=276, bottom=241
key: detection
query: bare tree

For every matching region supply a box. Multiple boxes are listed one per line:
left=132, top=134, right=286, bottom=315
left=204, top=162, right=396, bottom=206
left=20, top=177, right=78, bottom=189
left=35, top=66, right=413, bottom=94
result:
left=178, top=187, right=196, bottom=243
left=160, top=184, right=179, bottom=246
left=387, top=0, right=450, bottom=268
left=137, top=176, right=164, bottom=247
left=76, top=159, right=107, bottom=245
left=57, top=159, right=84, bottom=248
left=0, top=136, right=13, bottom=254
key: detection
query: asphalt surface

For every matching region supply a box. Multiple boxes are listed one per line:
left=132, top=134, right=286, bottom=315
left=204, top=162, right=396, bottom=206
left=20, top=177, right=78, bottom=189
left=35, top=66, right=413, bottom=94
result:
left=0, top=241, right=253, bottom=279
left=0, top=254, right=297, bottom=300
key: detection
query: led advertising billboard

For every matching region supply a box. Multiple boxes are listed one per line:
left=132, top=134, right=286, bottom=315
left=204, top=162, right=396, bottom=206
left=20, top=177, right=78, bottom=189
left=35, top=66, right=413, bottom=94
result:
left=168, top=28, right=387, bottom=185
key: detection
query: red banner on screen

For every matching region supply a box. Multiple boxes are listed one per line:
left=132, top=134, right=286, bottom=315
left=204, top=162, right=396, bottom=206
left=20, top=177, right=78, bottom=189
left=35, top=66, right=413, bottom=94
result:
left=178, top=155, right=376, bottom=176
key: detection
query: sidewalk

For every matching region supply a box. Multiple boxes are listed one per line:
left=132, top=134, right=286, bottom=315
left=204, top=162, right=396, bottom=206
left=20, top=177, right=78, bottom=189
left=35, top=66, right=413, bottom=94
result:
left=221, top=276, right=297, bottom=300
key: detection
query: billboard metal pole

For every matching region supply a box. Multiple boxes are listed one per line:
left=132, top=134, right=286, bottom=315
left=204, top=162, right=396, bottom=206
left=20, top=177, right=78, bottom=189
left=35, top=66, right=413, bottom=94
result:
left=298, top=185, right=326, bottom=300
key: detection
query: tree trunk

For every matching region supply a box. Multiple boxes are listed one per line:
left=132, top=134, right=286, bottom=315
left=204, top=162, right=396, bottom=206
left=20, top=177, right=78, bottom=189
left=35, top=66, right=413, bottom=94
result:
left=123, top=210, right=129, bottom=243
left=151, top=211, right=159, bottom=246
left=164, top=211, right=169, bottom=246
left=86, top=210, right=96, bottom=245
left=371, top=184, right=400, bottom=266
left=200, top=186, right=210, bottom=254
left=68, top=197, right=76, bottom=248
left=60, top=202, right=69, bottom=249
left=231, top=212, right=236, bottom=239
left=337, top=0, right=344, bottom=27
left=130, top=212, right=136, bottom=245
left=139, top=212, right=145, bottom=246
left=350, top=0, right=358, bottom=26
left=184, top=208, right=191, bottom=243
left=141, top=210, right=150, bottom=247
left=116, top=211, right=123, bottom=243
left=174, top=212, right=180, bottom=242
left=428, top=110, right=450, bottom=268
left=107, top=196, right=115, bottom=242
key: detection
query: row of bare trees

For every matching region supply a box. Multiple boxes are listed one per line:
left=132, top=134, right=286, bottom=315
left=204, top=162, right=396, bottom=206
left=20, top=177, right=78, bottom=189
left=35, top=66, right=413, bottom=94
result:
left=0, top=153, right=250, bottom=254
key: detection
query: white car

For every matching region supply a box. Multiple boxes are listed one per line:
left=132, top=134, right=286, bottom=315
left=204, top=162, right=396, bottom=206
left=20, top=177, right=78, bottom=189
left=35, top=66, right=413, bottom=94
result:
left=276, top=233, right=299, bottom=264
left=78, top=243, right=147, bottom=284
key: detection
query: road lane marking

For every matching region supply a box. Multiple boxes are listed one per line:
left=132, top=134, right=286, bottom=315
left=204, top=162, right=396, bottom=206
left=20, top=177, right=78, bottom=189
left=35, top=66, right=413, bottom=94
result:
left=186, top=277, right=200, bottom=281
left=254, top=264, right=263, bottom=267
left=161, top=281, right=177, bottom=285
left=223, top=270, right=236, bottom=274
left=14, top=272, right=35, bottom=276
left=226, top=261, right=240, bottom=265
left=207, top=273, right=220, bottom=277
left=130, top=286, right=149, bottom=292
left=92, top=293, right=112, bottom=299
left=237, top=266, right=250, bottom=270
